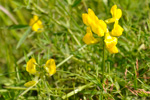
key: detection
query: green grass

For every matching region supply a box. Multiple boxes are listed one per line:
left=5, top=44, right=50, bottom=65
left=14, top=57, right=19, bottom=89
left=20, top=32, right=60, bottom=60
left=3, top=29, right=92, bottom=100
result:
left=0, top=0, right=150, bottom=99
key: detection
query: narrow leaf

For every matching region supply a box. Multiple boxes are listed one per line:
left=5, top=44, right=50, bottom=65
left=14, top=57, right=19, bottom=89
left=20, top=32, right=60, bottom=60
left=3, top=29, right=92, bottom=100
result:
left=16, top=27, right=31, bottom=49
left=8, top=25, right=29, bottom=30
left=72, top=0, right=81, bottom=7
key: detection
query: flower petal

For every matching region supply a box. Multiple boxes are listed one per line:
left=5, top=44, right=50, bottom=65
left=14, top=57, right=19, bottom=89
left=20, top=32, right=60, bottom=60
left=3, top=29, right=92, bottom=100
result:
left=24, top=80, right=37, bottom=87
left=104, top=33, right=118, bottom=48
left=82, top=8, right=107, bottom=37
left=116, top=9, right=122, bottom=20
left=45, top=59, right=56, bottom=76
left=33, top=15, right=38, bottom=20
left=106, top=5, right=122, bottom=23
left=105, top=18, right=116, bottom=23
left=111, top=21, right=124, bottom=36
left=110, top=5, right=117, bottom=17
left=83, top=27, right=99, bottom=44
left=88, top=8, right=99, bottom=22
left=106, top=45, right=118, bottom=54
left=26, top=58, right=37, bottom=74
left=29, top=15, right=43, bottom=32
left=82, top=14, right=89, bottom=26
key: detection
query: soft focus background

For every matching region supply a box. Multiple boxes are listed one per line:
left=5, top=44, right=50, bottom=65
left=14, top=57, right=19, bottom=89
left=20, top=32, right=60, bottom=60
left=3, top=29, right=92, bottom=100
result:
left=0, top=0, right=150, bottom=99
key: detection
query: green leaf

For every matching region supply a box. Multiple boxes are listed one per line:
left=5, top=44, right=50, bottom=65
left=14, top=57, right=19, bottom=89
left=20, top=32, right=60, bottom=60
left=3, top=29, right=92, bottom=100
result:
left=8, top=25, right=29, bottom=30
left=72, top=0, right=81, bottom=7
left=114, top=81, right=120, bottom=91
left=24, top=50, right=29, bottom=63
left=16, top=27, right=31, bottom=49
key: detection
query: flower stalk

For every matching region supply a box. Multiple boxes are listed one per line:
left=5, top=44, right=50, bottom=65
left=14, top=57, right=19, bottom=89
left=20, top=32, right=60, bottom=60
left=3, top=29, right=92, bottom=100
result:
left=102, top=36, right=106, bottom=82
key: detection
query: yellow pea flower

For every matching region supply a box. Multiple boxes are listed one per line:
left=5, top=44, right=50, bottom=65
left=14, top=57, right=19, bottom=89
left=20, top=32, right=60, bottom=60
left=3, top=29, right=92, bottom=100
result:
left=44, top=59, right=56, bottom=76
left=82, top=9, right=107, bottom=37
left=91, top=20, right=107, bottom=37
left=105, top=5, right=122, bottom=23
left=106, top=45, right=118, bottom=54
left=82, top=14, right=89, bottom=26
left=111, top=21, right=124, bottom=36
left=24, top=80, right=37, bottom=87
left=111, top=5, right=122, bottom=20
left=82, top=9, right=98, bottom=26
left=26, top=58, right=37, bottom=74
left=29, top=15, right=43, bottom=32
left=104, top=33, right=118, bottom=49
left=98, top=20, right=107, bottom=33
left=83, top=27, right=99, bottom=45
left=88, top=8, right=99, bottom=24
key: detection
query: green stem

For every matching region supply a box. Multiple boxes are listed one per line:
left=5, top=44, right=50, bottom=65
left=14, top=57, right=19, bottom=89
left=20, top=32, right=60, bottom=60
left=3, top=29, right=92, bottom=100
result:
left=56, top=44, right=87, bottom=68
left=62, top=83, right=93, bottom=99
left=68, top=29, right=81, bottom=46
left=133, top=64, right=137, bottom=89
left=4, top=86, right=75, bottom=91
left=101, top=37, right=106, bottom=100
left=102, top=37, right=105, bottom=82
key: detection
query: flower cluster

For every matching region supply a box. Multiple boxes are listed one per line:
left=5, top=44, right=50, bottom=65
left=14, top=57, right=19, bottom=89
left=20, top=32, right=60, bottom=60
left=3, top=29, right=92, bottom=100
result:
left=24, top=58, right=56, bottom=87
left=29, top=15, right=43, bottom=32
left=82, top=5, right=124, bottom=54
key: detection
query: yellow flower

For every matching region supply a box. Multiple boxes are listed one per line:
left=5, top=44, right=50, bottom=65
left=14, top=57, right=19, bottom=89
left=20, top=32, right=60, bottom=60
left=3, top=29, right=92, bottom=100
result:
left=82, top=5, right=123, bottom=54
left=83, top=27, right=99, bottom=45
left=82, top=9, right=98, bottom=26
left=104, top=33, right=117, bottom=49
left=106, top=45, right=118, bottom=54
left=82, top=9, right=107, bottom=37
left=24, top=80, right=37, bottom=87
left=26, top=58, right=37, bottom=74
left=44, top=59, right=56, bottom=76
left=91, top=20, right=107, bottom=37
left=111, top=21, right=124, bottom=36
left=82, top=14, right=89, bottom=26
left=105, top=33, right=118, bottom=54
left=105, top=5, right=122, bottom=23
left=29, top=15, right=43, bottom=32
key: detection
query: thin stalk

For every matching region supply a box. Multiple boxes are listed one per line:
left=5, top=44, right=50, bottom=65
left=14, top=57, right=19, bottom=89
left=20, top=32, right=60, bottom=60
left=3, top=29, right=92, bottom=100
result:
left=56, top=44, right=87, bottom=68
left=127, top=70, right=144, bottom=84
left=0, top=5, right=18, bottom=24
left=102, top=37, right=105, bottom=82
left=133, top=64, right=137, bottom=89
left=82, top=0, right=88, bottom=12
left=100, top=36, right=106, bottom=100
left=4, top=87, right=74, bottom=90
left=68, top=29, right=81, bottom=46
left=62, top=83, right=93, bottom=99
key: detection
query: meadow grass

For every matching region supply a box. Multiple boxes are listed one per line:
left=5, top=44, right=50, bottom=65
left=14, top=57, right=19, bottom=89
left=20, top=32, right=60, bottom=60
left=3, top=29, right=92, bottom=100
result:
left=0, top=0, right=150, bottom=99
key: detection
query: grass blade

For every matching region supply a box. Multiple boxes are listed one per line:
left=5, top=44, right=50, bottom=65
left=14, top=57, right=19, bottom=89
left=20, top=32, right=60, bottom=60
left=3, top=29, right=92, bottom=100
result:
left=16, top=27, right=31, bottom=49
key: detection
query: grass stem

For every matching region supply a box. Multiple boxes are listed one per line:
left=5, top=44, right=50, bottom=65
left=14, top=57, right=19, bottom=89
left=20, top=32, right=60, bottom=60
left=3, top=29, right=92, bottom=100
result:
left=57, top=44, right=87, bottom=68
